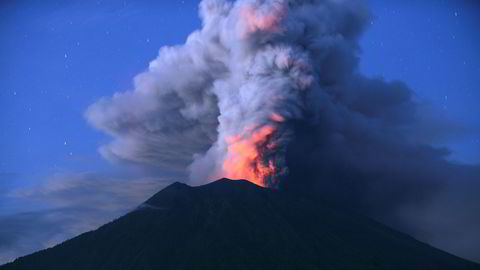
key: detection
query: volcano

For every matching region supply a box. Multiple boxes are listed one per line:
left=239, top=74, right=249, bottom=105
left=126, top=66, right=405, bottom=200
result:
left=1, top=178, right=478, bottom=270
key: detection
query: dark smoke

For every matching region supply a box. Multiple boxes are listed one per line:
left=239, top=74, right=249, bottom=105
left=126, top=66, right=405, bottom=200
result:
left=86, top=0, right=480, bottom=262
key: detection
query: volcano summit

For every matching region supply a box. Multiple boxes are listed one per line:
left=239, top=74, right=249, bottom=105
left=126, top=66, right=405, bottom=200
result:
left=2, top=179, right=478, bottom=270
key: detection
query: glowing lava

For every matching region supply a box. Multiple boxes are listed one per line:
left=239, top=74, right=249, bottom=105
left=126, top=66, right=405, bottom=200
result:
left=223, top=125, right=278, bottom=187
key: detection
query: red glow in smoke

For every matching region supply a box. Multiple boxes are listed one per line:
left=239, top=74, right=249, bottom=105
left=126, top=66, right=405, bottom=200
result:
left=241, top=5, right=286, bottom=34
left=223, top=114, right=284, bottom=187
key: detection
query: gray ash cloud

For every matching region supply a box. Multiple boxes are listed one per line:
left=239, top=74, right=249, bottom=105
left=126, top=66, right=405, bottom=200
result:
left=86, top=0, right=480, bottom=262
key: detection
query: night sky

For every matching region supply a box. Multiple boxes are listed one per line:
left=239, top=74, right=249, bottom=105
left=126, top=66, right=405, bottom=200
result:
left=1, top=0, right=479, bottom=264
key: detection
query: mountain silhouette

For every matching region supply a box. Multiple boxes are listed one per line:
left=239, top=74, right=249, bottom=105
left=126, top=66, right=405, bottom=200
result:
left=1, top=178, right=478, bottom=270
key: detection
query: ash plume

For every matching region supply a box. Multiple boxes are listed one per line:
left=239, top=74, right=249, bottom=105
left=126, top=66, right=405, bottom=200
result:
left=86, top=0, right=480, bottom=262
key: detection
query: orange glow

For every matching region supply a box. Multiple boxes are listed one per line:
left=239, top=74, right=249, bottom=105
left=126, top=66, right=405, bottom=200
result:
left=223, top=124, right=278, bottom=187
left=270, top=113, right=285, bottom=122
left=241, top=6, right=285, bottom=34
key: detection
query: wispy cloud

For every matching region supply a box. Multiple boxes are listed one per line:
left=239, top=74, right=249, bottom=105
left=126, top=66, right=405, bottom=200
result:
left=0, top=172, right=173, bottom=264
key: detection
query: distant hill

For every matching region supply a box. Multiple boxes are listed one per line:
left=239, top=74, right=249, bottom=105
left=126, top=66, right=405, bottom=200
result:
left=1, top=178, right=479, bottom=270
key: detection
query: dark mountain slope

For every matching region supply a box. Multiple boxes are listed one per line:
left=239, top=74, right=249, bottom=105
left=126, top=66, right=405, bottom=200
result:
left=1, top=178, right=479, bottom=270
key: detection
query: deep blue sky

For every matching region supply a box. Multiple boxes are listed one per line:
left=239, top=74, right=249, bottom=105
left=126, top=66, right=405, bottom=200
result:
left=0, top=0, right=479, bottom=264
left=1, top=0, right=479, bottom=205
left=360, top=0, right=480, bottom=164
left=1, top=1, right=201, bottom=206
left=1, top=0, right=479, bottom=233
left=1, top=0, right=479, bottom=201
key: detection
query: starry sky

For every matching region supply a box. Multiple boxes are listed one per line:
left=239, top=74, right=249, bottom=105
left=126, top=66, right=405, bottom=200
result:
left=0, top=0, right=479, bottom=264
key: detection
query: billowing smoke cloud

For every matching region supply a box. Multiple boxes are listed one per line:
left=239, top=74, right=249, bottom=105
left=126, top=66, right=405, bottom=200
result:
left=85, top=0, right=370, bottom=185
left=86, top=0, right=480, bottom=262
